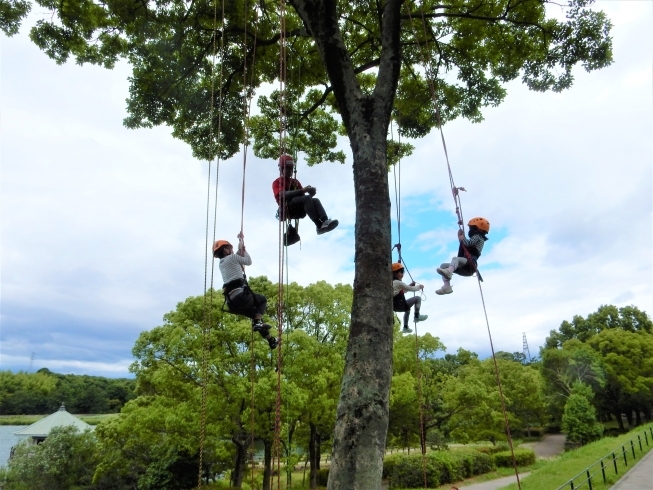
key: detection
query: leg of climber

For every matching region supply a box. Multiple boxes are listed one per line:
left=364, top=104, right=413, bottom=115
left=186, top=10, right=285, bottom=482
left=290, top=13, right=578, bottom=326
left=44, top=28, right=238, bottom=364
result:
left=288, top=195, right=338, bottom=235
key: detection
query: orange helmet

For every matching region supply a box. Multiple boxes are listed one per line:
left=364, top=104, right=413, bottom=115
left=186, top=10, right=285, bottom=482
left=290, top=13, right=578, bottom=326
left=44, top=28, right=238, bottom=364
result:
left=392, top=262, right=405, bottom=272
left=212, top=240, right=232, bottom=258
left=278, top=154, right=295, bottom=168
left=468, top=217, right=490, bottom=233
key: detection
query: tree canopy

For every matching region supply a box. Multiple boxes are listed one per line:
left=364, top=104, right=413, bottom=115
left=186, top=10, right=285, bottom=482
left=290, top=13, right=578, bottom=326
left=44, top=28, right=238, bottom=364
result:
left=541, top=304, right=653, bottom=433
left=18, top=0, right=612, bottom=162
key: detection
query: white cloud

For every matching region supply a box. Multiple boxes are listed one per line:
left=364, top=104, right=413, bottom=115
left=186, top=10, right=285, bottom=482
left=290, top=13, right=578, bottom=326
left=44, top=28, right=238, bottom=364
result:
left=1, top=1, right=652, bottom=375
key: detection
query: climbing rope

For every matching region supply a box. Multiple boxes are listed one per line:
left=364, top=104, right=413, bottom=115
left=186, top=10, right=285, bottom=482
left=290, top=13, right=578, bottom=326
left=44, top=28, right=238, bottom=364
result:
left=390, top=120, right=429, bottom=488
left=272, top=2, right=289, bottom=488
left=197, top=0, right=226, bottom=486
left=413, top=325, right=428, bottom=489
left=405, top=5, right=522, bottom=488
left=391, top=120, right=402, bottom=259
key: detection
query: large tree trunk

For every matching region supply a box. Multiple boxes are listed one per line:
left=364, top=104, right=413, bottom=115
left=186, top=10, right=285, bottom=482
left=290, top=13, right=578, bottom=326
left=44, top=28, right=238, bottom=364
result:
left=289, top=1, right=402, bottom=488
left=325, top=132, right=395, bottom=489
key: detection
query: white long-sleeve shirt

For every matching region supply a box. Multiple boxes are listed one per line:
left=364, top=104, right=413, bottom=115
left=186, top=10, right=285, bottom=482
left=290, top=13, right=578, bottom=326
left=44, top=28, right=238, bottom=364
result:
left=393, top=279, right=421, bottom=297
left=219, top=251, right=252, bottom=284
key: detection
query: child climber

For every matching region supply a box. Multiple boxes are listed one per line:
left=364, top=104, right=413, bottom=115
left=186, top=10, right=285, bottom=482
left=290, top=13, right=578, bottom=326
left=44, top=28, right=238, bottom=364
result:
left=272, top=154, right=339, bottom=235
left=392, top=262, right=428, bottom=334
left=214, top=233, right=279, bottom=349
left=435, top=217, right=489, bottom=295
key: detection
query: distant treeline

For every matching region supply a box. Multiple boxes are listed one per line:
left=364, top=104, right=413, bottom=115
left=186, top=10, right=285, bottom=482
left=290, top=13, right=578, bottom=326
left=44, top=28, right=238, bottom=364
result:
left=0, top=368, right=136, bottom=414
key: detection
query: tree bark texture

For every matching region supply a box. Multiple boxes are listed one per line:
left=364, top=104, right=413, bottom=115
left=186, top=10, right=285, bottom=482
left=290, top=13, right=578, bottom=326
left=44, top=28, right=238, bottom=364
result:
left=289, top=1, right=403, bottom=488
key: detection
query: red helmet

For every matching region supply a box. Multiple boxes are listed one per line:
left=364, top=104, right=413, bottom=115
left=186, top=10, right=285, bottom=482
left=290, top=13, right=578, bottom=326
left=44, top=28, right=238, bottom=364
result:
left=278, top=154, right=295, bottom=168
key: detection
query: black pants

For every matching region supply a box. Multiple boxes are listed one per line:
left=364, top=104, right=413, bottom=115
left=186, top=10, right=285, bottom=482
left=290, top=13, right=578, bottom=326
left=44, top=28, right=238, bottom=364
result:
left=226, top=289, right=267, bottom=319
left=287, top=196, right=327, bottom=227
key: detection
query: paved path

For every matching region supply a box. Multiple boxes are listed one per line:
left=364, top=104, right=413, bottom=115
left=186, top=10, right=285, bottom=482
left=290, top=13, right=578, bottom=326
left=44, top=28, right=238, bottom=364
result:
left=519, top=434, right=566, bottom=459
left=458, top=472, right=530, bottom=489
left=532, top=434, right=566, bottom=458
left=457, top=435, right=563, bottom=488
left=609, top=448, right=653, bottom=490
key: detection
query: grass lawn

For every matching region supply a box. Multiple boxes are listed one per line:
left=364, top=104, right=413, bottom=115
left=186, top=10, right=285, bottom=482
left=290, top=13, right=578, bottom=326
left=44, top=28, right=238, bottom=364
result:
left=0, top=414, right=118, bottom=426
left=501, top=424, right=653, bottom=490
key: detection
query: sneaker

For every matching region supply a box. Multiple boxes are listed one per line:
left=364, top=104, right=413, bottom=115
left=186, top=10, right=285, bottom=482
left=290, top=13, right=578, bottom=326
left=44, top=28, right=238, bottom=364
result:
left=268, top=337, right=279, bottom=350
left=435, top=285, right=453, bottom=295
left=414, top=314, right=428, bottom=322
left=317, top=219, right=339, bottom=235
left=402, top=327, right=413, bottom=334
left=437, top=267, right=453, bottom=280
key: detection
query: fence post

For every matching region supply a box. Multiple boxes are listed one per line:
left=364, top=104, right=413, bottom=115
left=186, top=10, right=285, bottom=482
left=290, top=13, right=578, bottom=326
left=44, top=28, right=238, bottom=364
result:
left=622, top=445, right=628, bottom=467
left=631, top=439, right=636, bottom=459
left=638, top=434, right=643, bottom=451
left=601, top=459, right=606, bottom=484
left=587, top=469, right=592, bottom=490
left=570, top=480, right=575, bottom=490
left=645, top=431, right=649, bottom=447
left=613, top=452, right=618, bottom=475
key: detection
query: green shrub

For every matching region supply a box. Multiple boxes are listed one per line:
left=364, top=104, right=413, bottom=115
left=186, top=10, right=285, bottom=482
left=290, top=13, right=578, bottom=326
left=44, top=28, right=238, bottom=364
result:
left=385, top=450, right=494, bottom=488
left=382, top=454, right=401, bottom=479
left=315, top=468, right=329, bottom=486
left=493, top=449, right=536, bottom=467
left=475, top=443, right=510, bottom=455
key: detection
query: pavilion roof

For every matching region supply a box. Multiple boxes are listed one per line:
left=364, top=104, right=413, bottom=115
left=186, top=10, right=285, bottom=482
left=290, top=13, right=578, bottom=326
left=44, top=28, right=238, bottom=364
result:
left=14, top=404, right=93, bottom=437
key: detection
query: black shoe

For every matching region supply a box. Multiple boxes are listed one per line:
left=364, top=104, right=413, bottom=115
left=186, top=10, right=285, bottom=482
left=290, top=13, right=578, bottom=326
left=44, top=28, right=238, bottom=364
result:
left=252, top=321, right=271, bottom=333
left=268, top=337, right=279, bottom=350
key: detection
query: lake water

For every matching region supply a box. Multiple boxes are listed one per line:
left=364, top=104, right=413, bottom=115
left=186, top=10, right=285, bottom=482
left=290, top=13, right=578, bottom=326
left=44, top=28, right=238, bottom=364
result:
left=0, top=426, right=28, bottom=467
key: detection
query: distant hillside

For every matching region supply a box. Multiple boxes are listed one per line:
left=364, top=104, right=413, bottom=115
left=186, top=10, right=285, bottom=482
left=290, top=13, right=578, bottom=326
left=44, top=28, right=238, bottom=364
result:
left=0, top=369, right=136, bottom=415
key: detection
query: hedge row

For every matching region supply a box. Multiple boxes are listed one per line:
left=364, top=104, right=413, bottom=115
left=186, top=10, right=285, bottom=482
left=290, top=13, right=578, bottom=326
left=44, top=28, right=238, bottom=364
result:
left=311, top=447, right=535, bottom=488
left=383, top=450, right=494, bottom=489
left=493, top=449, right=536, bottom=467
left=475, top=444, right=510, bottom=455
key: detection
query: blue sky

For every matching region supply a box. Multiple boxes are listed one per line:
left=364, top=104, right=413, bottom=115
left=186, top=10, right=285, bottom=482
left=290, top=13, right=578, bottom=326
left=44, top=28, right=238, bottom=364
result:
left=1, top=1, right=651, bottom=377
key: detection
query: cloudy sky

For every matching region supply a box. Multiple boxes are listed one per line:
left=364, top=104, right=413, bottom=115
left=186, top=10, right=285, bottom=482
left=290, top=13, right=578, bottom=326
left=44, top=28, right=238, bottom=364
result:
left=1, top=1, right=651, bottom=377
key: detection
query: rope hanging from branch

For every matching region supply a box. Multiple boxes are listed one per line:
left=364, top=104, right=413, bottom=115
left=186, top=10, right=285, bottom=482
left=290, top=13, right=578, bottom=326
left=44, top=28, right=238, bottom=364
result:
left=197, top=0, right=227, bottom=485
left=406, top=5, right=522, bottom=488
left=272, top=1, right=289, bottom=488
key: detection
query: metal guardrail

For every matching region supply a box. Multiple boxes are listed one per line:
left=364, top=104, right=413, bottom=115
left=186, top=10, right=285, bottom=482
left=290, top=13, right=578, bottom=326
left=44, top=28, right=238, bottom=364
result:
left=556, top=426, right=653, bottom=490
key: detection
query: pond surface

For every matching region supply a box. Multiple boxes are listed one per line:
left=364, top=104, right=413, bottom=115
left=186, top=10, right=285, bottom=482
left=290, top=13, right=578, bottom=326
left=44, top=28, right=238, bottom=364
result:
left=0, top=426, right=28, bottom=467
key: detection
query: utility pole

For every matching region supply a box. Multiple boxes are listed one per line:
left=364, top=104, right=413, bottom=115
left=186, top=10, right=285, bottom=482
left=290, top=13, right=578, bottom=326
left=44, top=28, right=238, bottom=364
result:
left=522, top=333, right=531, bottom=364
